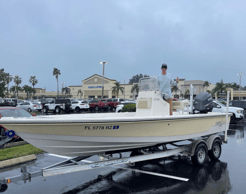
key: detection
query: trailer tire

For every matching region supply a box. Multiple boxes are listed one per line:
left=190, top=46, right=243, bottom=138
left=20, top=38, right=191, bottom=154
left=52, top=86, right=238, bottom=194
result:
left=0, top=184, right=8, bottom=192
left=208, top=139, right=221, bottom=160
left=192, top=143, right=208, bottom=166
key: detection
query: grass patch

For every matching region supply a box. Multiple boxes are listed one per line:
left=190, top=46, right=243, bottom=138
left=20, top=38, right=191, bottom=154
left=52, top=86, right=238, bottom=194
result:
left=0, top=144, right=44, bottom=161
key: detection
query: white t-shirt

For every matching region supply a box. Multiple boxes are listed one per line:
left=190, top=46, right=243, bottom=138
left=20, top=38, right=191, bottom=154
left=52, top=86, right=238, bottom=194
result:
left=157, top=73, right=177, bottom=99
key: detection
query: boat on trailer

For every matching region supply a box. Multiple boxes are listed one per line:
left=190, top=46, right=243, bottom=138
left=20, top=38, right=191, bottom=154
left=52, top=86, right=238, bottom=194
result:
left=0, top=77, right=230, bottom=157
left=0, top=77, right=232, bottom=192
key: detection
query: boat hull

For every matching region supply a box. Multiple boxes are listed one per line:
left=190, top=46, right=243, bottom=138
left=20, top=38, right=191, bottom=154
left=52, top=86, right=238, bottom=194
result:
left=2, top=114, right=229, bottom=157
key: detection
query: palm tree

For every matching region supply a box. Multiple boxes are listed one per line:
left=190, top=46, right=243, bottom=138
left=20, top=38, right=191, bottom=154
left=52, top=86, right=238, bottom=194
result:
left=171, top=85, right=182, bottom=98
left=22, top=85, right=33, bottom=99
left=77, top=89, right=83, bottom=98
left=214, top=79, right=227, bottom=98
left=62, top=87, right=71, bottom=97
left=131, top=84, right=139, bottom=98
left=226, top=82, right=240, bottom=91
left=13, top=75, right=22, bottom=98
left=203, top=81, right=211, bottom=92
left=5, top=73, right=12, bottom=97
left=29, top=76, right=38, bottom=99
left=112, top=82, right=124, bottom=98
left=53, top=68, right=61, bottom=98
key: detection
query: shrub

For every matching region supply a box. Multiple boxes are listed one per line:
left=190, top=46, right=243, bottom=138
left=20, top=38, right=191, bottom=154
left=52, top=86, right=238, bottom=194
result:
left=121, top=104, right=136, bottom=112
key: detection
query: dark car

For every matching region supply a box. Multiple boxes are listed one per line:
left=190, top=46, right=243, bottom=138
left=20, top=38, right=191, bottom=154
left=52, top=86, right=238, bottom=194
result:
left=0, top=107, right=35, bottom=146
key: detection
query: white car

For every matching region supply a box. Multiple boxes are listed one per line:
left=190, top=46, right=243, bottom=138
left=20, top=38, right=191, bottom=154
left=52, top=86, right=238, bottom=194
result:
left=71, top=100, right=90, bottom=113
left=212, top=100, right=244, bottom=124
left=116, top=101, right=136, bottom=113
left=17, top=101, right=40, bottom=112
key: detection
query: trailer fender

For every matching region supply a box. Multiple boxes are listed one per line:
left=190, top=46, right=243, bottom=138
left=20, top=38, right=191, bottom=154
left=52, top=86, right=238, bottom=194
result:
left=189, top=139, right=207, bottom=157
left=205, top=135, right=222, bottom=151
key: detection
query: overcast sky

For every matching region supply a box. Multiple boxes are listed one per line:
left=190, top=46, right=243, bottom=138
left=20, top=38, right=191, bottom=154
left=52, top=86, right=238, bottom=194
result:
left=1, top=0, right=246, bottom=91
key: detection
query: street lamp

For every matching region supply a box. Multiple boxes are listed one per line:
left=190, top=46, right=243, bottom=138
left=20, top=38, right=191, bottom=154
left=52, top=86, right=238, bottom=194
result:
left=61, top=82, right=65, bottom=97
left=100, top=61, right=108, bottom=99
left=237, top=73, right=244, bottom=100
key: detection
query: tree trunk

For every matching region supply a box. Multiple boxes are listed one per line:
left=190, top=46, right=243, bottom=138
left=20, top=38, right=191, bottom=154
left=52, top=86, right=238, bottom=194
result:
left=57, top=77, right=59, bottom=98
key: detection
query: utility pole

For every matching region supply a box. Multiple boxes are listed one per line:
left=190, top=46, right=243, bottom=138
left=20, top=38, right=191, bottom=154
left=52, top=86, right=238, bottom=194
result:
left=237, top=73, right=244, bottom=100
left=100, top=61, right=108, bottom=99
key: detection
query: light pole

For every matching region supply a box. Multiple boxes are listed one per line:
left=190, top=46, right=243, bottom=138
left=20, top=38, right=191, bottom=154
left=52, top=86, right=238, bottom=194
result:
left=237, top=73, right=244, bottom=100
left=100, top=61, right=108, bottom=99
left=61, top=82, right=65, bottom=97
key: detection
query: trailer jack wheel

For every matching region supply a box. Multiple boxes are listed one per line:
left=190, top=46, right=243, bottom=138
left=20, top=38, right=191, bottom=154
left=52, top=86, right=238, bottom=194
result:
left=0, top=184, right=8, bottom=193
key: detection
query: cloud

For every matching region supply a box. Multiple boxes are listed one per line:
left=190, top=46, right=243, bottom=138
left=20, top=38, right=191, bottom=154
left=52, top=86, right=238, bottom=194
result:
left=0, top=0, right=246, bottom=91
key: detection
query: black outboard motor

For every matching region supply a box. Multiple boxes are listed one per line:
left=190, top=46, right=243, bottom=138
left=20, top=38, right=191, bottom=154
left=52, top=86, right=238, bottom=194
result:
left=194, top=92, right=213, bottom=113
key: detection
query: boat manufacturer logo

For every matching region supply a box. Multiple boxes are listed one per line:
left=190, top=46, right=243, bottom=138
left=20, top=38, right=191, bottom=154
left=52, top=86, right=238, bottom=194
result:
left=85, top=125, right=120, bottom=130
left=90, top=158, right=128, bottom=168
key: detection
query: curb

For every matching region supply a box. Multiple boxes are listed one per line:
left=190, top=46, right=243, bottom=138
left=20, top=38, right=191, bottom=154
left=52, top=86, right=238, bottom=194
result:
left=0, top=154, right=37, bottom=169
left=4, top=141, right=28, bottom=148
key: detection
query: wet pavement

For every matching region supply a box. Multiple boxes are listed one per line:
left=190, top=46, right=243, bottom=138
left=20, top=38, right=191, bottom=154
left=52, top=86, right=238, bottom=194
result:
left=1, top=121, right=246, bottom=194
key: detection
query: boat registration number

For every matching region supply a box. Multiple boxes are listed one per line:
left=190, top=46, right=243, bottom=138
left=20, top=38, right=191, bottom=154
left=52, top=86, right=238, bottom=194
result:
left=85, top=125, right=119, bottom=130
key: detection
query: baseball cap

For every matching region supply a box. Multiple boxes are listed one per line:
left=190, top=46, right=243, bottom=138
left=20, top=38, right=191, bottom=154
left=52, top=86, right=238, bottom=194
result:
left=161, top=63, right=167, bottom=69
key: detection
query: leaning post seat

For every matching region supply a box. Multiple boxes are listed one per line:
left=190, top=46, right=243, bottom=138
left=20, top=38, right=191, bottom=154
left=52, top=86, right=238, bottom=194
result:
left=172, top=100, right=190, bottom=115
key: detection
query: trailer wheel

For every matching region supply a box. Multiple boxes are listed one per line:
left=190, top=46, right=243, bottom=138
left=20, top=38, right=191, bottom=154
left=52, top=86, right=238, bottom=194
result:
left=208, top=139, right=221, bottom=160
left=192, top=143, right=208, bottom=166
left=0, top=184, right=8, bottom=192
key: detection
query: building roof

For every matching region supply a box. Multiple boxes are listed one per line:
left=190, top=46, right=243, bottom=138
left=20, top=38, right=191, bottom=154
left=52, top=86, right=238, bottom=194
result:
left=68, top=85, right=82, bottom=87
left=83, top=74, right=116, bottom=82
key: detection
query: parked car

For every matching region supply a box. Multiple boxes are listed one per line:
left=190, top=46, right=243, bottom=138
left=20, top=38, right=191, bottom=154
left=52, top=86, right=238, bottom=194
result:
left=3, top=98, right=17, bottom=106
left=104, top=99, right=119, bottom=112
left=17, top=101, right=40, bottom=112
left=70, top=100, right=90, bottom=113
left=116, top=101, right=136, bottom=113
left=212, top=100, right=244, bottom=124
left=229, top=100, right=246, bottom=110
left=89, top=100, right=108, bottom=111
left=43, top=99, right=71, bottom=113
left=0, top=107, right=36, bottom=144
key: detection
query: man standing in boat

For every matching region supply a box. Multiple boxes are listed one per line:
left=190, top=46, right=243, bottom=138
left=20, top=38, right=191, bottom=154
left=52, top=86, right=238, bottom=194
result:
left=158, top=63, right=179, bottom=115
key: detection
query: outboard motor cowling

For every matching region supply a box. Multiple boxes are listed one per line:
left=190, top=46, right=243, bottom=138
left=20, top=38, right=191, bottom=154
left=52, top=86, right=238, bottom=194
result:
left=194, top=92, right=213, bottom=113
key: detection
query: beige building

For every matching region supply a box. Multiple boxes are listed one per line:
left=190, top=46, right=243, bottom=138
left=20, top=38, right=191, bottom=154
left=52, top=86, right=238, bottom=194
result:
left=9, top=76, right=246, bottom=100
left=80, top=74, right=133, bottom=99
left=171, top=79, right=216, bottom=99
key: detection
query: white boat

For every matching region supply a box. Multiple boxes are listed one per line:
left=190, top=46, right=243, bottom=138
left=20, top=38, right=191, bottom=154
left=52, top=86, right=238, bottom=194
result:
left=0, top=77, right=230, bottom=157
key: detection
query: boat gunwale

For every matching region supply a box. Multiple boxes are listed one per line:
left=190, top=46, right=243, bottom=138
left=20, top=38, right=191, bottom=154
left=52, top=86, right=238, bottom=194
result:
left=0, top=113, right=231, bottom=124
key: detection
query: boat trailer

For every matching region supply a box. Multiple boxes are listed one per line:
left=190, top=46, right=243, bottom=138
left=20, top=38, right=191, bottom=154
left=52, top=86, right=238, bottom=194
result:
left=0, top=134, right=225, bottom=192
